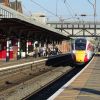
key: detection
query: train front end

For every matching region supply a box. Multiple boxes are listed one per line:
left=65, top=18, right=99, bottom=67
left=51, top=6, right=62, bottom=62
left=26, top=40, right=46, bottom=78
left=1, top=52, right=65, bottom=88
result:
left=75, top=50, right=88, bottom=63
left=72, top=38, right=89, bottom=64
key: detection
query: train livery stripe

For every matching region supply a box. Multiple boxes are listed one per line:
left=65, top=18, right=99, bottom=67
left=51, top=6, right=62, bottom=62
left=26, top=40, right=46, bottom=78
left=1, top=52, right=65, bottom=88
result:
left=47, top=57, right=94, bottom=100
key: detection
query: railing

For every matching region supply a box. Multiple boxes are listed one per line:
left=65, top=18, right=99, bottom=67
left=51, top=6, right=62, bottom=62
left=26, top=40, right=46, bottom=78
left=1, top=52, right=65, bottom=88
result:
left=0, top=5, right=13, bottom=18
left=47, top=22, right=100, bottom=29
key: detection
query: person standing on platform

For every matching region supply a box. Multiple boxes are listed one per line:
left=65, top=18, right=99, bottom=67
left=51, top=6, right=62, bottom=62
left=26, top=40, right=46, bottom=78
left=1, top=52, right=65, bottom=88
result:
left=33, top=47, right=38, bottom=58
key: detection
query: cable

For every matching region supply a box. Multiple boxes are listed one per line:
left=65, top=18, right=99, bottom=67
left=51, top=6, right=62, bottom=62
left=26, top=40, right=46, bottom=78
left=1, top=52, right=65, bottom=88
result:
left=25, top=0, right=81, bottom=22
left=64, top=0, right=66, bottom=3
left=65, top=0, right=76, bottom=16
left=22, top=4, right=32, bottom=16
left=88, top=0, right=94, bottom=7
left=63, top=0, right=77, bottom=21
left=30, top=0, right=60, bottom=20
left=63, top=0, right=80, bottom=21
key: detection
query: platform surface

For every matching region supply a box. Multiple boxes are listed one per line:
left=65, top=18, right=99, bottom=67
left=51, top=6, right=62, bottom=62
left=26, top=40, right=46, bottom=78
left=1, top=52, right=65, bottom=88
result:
left=0, top=57, right=46, bottom=68
left=55, top=55, right=100, bottom=100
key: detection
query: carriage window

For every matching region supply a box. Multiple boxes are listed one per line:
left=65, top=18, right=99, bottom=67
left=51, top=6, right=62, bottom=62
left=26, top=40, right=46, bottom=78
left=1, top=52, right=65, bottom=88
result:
left=75, top=39, right=86, bottom=50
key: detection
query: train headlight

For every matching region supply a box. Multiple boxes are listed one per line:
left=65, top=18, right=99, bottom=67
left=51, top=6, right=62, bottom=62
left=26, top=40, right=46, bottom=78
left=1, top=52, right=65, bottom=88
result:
left=72, top=50, right=75, bottom=53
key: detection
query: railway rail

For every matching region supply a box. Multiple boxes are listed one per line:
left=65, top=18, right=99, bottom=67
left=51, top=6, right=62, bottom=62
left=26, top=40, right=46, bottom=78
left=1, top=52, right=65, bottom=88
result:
left=27, top=58, right=93, bottom=100
left=26, top=66, right=83, bottom=100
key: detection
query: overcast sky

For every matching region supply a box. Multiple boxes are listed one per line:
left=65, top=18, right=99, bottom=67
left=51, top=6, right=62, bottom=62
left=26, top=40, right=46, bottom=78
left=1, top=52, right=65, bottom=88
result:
left=21, top=0, right=100, bottom=21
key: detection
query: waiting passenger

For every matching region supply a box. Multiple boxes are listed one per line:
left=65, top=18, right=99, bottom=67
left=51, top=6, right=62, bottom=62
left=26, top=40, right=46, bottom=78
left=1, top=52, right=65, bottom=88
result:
left=33, top=47, right=38, bottom=58
left=43, top=47, right=46, bottom=56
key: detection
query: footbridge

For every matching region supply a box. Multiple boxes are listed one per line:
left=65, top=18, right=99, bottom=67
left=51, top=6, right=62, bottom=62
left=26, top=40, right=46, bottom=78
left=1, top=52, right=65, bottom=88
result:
left=47, top=21, right=100, bottom=37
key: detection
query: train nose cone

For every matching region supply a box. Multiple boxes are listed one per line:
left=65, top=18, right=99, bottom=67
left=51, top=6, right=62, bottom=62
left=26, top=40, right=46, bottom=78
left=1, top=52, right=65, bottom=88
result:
left=75, top=51, right=85, bottom=63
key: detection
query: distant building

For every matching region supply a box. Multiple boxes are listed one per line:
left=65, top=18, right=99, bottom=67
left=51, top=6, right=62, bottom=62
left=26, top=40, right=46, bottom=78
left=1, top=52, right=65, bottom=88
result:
left=0, top=0, right=10, bottom=6
left=31, top=13, right=47, bottom=24
left=0, top=0, right=23, bottom=13
left=10, top=1, right=23, bottom=13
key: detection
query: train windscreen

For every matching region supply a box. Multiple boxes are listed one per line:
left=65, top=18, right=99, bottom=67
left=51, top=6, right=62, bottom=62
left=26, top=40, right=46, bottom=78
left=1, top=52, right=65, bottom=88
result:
left=75, top=39, right=86, bottom=50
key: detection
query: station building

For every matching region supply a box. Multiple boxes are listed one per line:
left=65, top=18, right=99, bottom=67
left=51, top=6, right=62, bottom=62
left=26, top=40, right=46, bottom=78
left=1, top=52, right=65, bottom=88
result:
left=0, top=2, right=71, bottom=61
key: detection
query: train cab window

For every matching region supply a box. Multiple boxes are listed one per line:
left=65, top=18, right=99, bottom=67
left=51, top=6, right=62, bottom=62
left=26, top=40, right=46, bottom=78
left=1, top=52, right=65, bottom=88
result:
left=75, top=39, right=86, bottom=50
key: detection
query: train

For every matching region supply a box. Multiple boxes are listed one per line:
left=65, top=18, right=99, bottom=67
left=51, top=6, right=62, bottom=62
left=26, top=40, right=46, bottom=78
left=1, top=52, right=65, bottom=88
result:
left=72, top=38, right=94, bottom=64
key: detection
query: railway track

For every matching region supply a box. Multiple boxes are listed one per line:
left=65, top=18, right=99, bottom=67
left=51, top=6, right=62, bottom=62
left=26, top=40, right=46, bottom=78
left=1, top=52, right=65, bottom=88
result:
left=0, top=54, right=73, bottom=100
left=26, top=66, right=86, bottom=100
left=27, top=59, right=93, bottom=100
left=0, top=59, right=48, bottom=97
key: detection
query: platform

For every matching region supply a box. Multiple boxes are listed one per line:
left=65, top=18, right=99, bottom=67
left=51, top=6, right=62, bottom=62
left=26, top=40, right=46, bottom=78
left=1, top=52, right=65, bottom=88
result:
left=0, top=57, right=47, bottom=68
left=53, top=55, right=100, bottom=100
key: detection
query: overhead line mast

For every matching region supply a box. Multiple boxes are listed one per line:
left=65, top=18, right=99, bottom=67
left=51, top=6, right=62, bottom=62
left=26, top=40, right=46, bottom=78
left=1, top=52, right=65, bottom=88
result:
left=88, top=0, right=96, bottom=35
left=15, top=0, right=18, bottom=11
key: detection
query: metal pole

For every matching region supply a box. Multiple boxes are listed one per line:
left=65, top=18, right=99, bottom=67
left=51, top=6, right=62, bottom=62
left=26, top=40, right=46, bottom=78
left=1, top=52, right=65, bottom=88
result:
left=56, top=0, right=58, bottom=16
left=26, top=40, right=29, bottom=57
left=15, top=0, right=17, bottom=11
left=6, top=38, right=9, bottom=62
left=81, top=14, right=86, bottom=36
left=88, top=0, right=96, bottom=35
left=56, top=0, right=60, bottom=16
left=17, top=38, right=21, bottom=60
left=94, top=0, right=96, bottom=35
